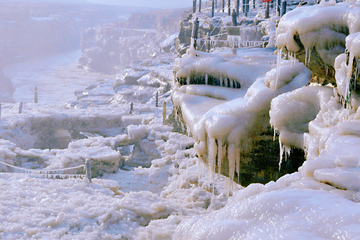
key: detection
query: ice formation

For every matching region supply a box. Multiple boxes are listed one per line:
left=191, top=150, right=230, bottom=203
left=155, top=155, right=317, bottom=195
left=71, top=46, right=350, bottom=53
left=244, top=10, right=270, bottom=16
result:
left=173, top=47, right=311, bottom=185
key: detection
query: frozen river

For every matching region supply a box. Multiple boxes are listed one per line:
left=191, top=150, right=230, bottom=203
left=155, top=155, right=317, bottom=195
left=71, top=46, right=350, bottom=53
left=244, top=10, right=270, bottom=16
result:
left=3, top=50, right=114, bottom=105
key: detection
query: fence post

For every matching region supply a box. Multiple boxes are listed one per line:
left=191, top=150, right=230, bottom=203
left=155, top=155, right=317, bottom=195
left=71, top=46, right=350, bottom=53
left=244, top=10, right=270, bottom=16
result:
left=212, top=0, right=215, bottom=17
left=265, top=2, right=270, bottom=18
left=156, top=91, right=159, bottom=107
left=281, top=1, right=287, bottom=16
left=236, top=0, right=240, bottom=16
left=163, top=101, right=167, bottom=123
left=193, top=0, right=197, bottom=13
left=192, top=17, right=199, bottom=49
left=85, top=159, right=92, bottom=182
left=232, top=9, right=237, bottom=26
left=129, top=102, right=133, bottom=114
left=222, top=0, right=225, bottom=12
left=19, top=101, right=23, bottom=114
left=228, top=0, right=231, bottom=15
left=246, top=0, right=250, bottom=15
left=277, top=0, right=281, bottom=16
left=34, top=86, right=38, bottom=103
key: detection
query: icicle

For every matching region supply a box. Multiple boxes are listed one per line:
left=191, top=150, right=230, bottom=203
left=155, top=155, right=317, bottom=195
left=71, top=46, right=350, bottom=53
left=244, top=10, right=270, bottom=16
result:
left=205, top=74, right=208, bottom=85
left=235, top=148, right=240, bottom=183
left=275, top=48, right=283, bottom=91
left=208, top=137, right=217, bottom=193
left=225, top=177, right=230, bottom=197
left=273, top=128, right=277, bottom=141
left=220, top=75, right=223, bottom=86
left=217, top=138, right=223, bottom=187
left=228, top=144, right=236, bottom=183
left=308, top=48, right=312, bottom=65
left=279, top=142, right=291, bottom=170
left=305, top=47, right=308, bottom=66
left=187, top=76, right=190, bottom=85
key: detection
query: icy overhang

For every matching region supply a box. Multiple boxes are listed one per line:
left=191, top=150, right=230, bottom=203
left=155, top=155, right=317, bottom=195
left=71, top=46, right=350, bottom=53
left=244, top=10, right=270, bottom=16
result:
left=276, top=1, right=360, bottom=81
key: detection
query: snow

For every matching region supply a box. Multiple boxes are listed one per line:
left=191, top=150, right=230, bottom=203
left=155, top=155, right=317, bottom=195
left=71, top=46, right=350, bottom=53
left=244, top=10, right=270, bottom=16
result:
left=1, top=1, right=360, bottom=239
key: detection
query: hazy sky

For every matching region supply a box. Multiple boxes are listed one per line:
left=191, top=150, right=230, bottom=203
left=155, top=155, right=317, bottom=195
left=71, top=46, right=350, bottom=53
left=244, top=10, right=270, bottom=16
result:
left=87, top=0, right=193, bottom=9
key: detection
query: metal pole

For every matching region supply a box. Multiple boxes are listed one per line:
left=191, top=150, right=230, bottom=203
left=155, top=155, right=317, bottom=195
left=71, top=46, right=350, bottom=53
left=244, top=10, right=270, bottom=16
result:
left=212, top=0, right=215, bottom=17
left=236, top=0, right=240, bottom=16
left=206, top=33, right=211, bottom=52
left=281, top=1, right=287, bottom=16
left=85, top=159, right=92, bottom=182
left=19, top=101, right=22, bottom=114
left=193, top=0, right=197, bottom=13
left=156, top=91, right=158, bottom=107
left=129, top=102, right=133, bottom=114
left=192, top=17, right=199, bottom=49
left=199, top=0, right=202, bottom=12
left=228, top=0, right=231, bottom=15
left=34, top=86, right=38, bottom=103
left=277, top=0, right=281, bottom=16
left=232, top=9, right=237, bottom=26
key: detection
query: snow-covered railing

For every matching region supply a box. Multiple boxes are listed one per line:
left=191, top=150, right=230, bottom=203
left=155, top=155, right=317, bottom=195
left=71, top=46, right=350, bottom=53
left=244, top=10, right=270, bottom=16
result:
left=196, top=38, right=266, bottom=50
left=0, top=159, right=91, bottom=181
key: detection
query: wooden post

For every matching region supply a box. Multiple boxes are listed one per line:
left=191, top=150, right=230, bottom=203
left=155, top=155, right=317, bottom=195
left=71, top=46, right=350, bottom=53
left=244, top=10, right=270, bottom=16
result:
left=193, top=0, right=197, bottom=13
left=192, top=17, right=200, bottom=49
left=163, top=101, right=166, bottom=123
left=232, top=9, right=237, bottom=26
left=212, top=0, right=215, bottom=17
left=281, top=1, right=287, bottom=16
left=228, top=0, right=231, bottom=15
left=277, top=0, right=281, bottom=16
left=199, top=0, right=202, bottom=12
left=129, top=102, right=133, bottom=114
left=156, top=91, right=159, bottom=107
left=19, top=101, right=22, bottom=114
left=34, top=86, right=38, bottom=103
left=236, top=0, right=240, bottom=16
left=85, top=159, right=92, bottom=182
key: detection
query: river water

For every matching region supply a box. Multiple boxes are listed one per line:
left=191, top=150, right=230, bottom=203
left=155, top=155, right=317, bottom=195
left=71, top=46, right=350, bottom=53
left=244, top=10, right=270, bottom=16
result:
left=3, top=50, right=115, bottom=105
